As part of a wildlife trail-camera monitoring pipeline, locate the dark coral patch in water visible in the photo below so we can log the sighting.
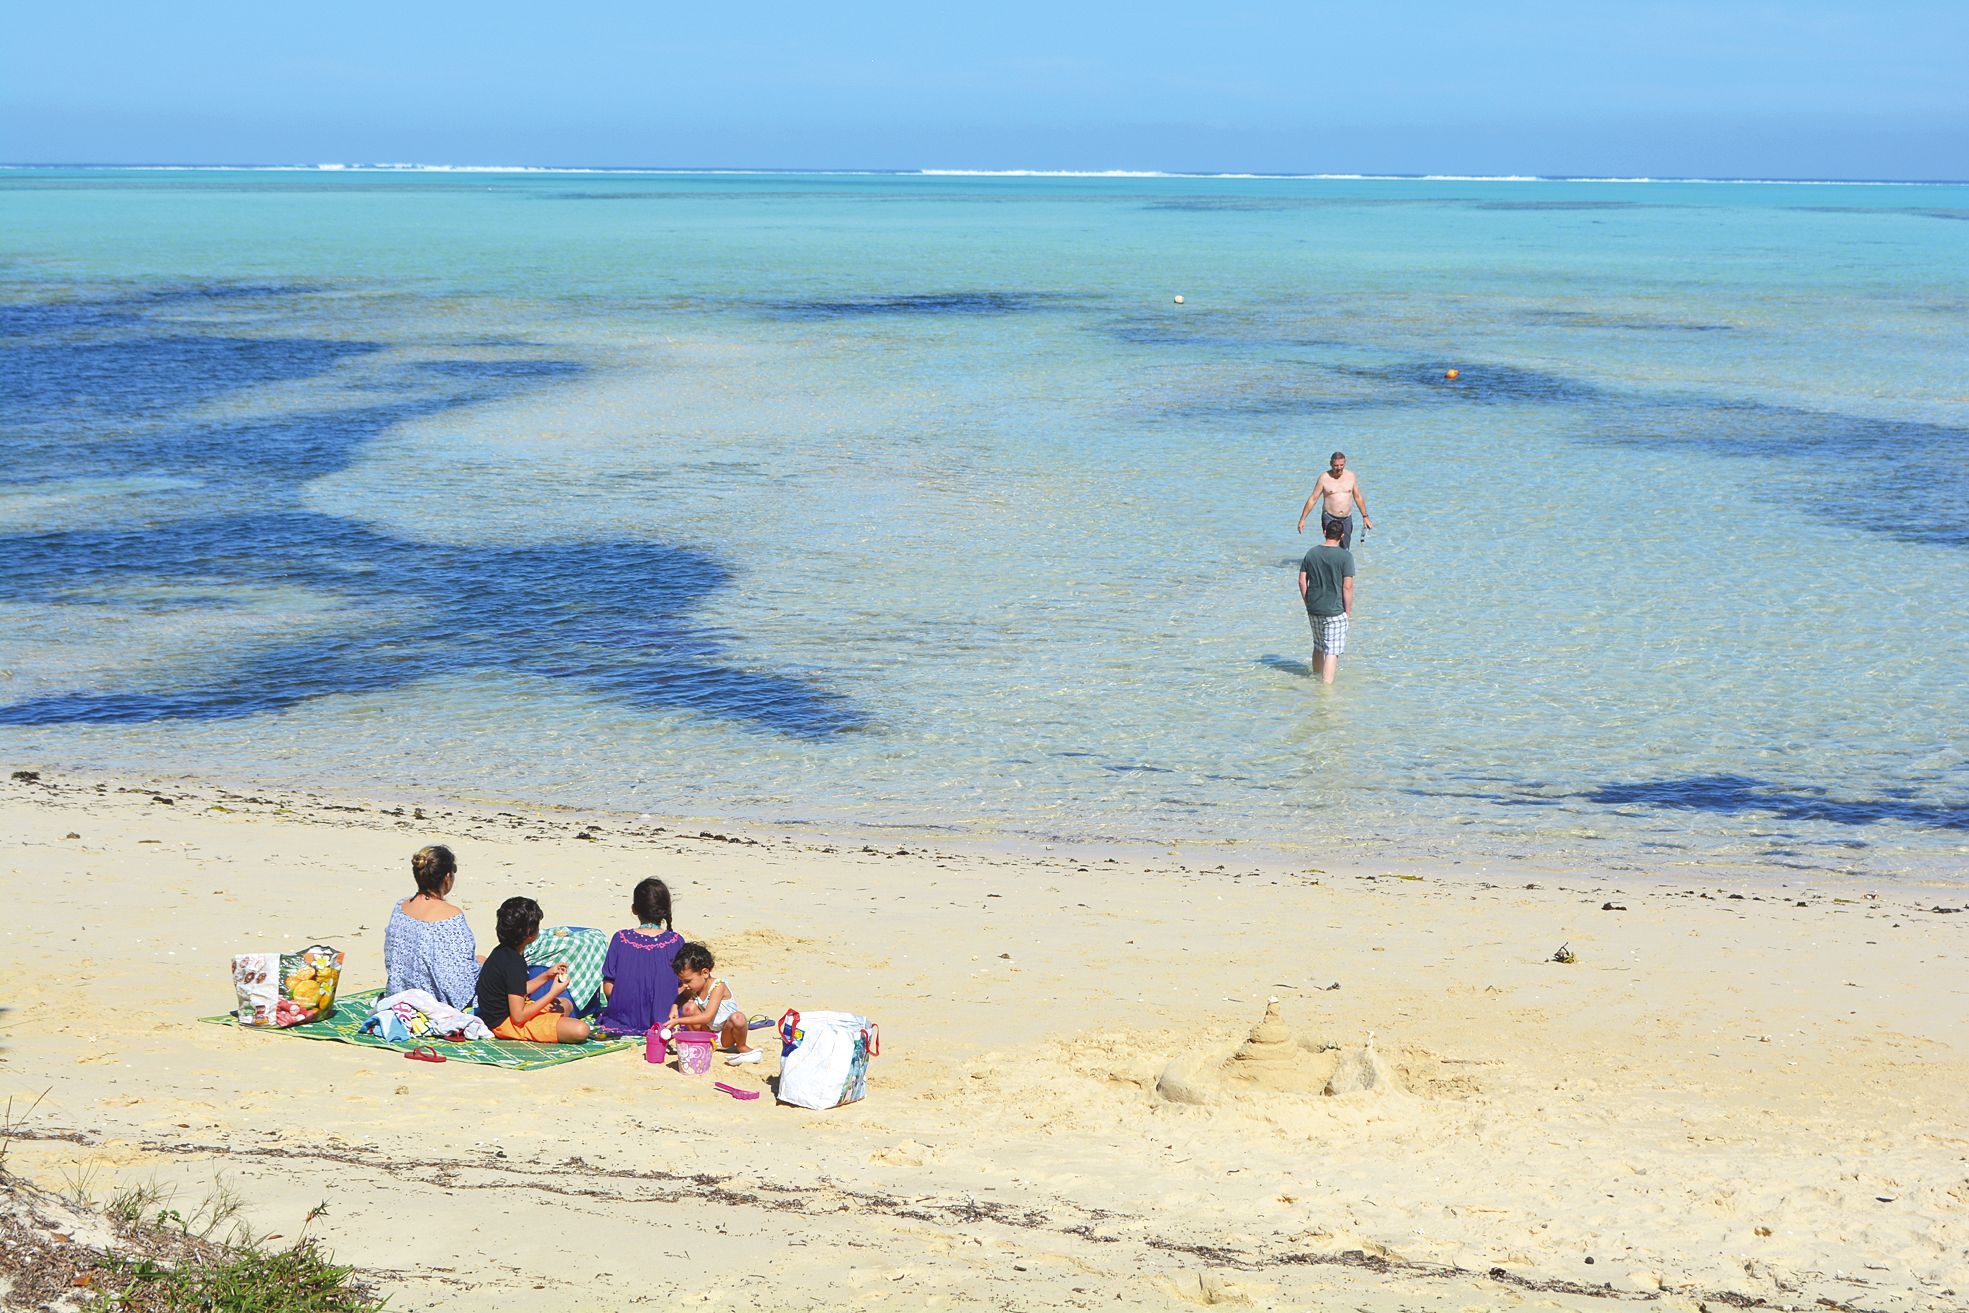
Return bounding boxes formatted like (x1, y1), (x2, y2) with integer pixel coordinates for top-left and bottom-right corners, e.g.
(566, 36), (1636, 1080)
(4, 334), (386, 428)
(768, 291), (1055, 319)
(1577, 775), (1969, 831)
(0, 284), (864, 737)
(1597, 401), (1969, 548)
(1336, 360), (1610, 405)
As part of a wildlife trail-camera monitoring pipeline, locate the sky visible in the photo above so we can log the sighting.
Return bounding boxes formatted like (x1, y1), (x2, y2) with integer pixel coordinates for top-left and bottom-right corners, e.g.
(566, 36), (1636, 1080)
(2, 1), (1964, 179)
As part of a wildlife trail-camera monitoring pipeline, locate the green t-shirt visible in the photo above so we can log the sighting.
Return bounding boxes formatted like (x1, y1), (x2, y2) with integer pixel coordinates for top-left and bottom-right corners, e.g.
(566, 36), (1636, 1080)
(1299, 545), (1355, 617)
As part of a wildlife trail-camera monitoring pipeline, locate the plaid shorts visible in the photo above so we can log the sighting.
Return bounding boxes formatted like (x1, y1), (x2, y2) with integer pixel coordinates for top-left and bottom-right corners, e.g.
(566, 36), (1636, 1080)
(1308, 612), (1348, 656)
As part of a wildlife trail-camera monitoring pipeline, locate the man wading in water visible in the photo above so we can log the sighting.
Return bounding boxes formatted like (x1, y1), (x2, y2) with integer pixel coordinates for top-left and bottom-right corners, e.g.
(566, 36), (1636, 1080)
(1296, 451), (1373, 549)
(1298, 517), (1356, 684)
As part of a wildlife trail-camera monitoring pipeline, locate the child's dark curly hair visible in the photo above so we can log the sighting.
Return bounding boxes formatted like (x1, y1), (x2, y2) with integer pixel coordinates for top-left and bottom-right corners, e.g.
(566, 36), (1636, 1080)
(496, 896), (543, 949)
(673, 941), (714, 974)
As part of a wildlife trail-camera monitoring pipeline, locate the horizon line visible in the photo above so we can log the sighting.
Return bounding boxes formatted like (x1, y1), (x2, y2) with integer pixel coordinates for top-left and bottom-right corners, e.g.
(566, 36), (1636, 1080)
(1, 162), (1964, 187)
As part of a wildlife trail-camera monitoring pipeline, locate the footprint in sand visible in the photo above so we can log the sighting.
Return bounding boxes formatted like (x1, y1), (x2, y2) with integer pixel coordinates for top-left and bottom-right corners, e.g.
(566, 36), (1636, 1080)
(1148, 1268), (1277, 1307)
(870, 1141), (932, 1168)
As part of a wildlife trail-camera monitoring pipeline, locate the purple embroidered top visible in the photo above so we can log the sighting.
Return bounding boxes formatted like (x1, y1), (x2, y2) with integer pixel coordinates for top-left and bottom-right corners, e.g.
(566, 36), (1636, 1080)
(595, 927), (684, 1034)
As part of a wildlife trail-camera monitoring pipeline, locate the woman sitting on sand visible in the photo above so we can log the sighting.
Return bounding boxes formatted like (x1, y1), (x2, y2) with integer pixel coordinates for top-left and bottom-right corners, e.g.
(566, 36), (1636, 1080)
(382, 844), (481, 1010)
(595, 877), (685, 1035)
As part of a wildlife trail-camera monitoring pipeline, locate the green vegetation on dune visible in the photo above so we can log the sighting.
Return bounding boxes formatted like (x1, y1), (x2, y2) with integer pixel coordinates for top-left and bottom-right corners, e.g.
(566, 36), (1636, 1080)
(0, 1159), (383, 1313)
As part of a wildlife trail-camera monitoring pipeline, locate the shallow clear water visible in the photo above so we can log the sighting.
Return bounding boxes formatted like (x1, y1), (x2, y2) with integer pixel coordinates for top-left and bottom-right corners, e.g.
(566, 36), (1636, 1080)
(3, 169), (1966, 877)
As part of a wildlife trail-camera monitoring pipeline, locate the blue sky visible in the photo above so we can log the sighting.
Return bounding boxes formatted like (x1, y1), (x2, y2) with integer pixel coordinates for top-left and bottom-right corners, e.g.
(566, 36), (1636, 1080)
(2, 2), (1963, 178)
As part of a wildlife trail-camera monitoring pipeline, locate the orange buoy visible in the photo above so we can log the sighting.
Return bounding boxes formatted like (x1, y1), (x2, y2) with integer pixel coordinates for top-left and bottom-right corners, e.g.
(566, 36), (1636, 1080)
(1444, 368), (1460, 380)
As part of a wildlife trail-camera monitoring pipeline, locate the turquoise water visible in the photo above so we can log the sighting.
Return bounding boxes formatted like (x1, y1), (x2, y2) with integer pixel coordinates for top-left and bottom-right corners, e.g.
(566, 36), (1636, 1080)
(3, 169), (1966, 877)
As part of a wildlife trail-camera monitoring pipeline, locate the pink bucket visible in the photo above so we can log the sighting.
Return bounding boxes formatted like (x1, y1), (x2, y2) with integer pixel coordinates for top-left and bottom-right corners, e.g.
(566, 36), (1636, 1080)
(673, 1029), (716, 1076)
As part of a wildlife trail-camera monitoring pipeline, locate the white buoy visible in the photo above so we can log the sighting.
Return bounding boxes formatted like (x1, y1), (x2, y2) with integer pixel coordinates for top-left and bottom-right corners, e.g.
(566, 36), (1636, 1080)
(1173, 294), (1185, 305)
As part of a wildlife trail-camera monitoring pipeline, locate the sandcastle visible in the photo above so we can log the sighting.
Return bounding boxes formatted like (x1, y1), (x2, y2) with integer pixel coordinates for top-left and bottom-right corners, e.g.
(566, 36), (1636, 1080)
(1155, 1000), (1405, 1106)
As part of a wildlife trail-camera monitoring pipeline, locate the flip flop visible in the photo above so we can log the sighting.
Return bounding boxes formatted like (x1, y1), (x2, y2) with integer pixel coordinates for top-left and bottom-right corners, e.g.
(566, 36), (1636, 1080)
(747, 1017), (774, 1030)
(405, 1044), (447, 1064)
(713, 1082), (760, 1100)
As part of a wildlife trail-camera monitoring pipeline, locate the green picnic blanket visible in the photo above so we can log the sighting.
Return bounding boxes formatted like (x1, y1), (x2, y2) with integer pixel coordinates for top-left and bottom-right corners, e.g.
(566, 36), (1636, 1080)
(200, 988), (639, 1071)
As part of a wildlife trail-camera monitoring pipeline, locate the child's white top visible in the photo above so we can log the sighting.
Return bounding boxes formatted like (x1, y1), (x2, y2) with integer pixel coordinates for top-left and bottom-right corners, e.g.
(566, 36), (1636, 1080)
(692, 978), (739, 1028)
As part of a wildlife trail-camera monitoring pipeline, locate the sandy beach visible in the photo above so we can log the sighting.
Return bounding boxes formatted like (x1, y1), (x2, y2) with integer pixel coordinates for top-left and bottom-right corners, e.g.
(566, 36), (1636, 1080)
(1, 769), (1963, 1311)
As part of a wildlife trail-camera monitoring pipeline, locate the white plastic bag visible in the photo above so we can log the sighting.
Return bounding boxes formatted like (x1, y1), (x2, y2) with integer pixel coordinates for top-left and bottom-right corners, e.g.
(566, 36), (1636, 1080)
(775, 1010), (879, 1110)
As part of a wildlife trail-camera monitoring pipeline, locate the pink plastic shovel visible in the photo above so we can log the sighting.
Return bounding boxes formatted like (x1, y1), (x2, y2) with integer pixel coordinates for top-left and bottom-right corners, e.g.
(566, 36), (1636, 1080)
(713, 1082), (760, 1101)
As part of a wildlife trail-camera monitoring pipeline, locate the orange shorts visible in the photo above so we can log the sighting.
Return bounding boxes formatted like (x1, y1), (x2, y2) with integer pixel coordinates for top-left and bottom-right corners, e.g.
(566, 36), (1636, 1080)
(492, 1010), (562, 1043)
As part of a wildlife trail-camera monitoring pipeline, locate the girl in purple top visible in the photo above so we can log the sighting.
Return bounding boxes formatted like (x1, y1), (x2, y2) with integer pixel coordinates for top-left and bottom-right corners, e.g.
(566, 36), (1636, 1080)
(595, 877), (684, 1035)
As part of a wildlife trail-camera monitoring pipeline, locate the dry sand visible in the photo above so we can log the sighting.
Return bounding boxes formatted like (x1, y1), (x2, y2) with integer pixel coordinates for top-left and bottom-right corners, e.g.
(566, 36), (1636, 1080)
(1, 769), (1964, 1311)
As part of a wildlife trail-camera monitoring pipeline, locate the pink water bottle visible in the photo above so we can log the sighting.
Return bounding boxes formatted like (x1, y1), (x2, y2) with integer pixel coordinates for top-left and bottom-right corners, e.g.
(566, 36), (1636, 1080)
(645, 1024), (669, 1065)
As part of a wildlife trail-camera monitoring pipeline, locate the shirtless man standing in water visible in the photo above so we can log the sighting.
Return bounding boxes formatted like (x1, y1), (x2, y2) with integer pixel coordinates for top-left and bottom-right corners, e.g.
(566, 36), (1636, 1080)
(1295, 451), (1373, 549)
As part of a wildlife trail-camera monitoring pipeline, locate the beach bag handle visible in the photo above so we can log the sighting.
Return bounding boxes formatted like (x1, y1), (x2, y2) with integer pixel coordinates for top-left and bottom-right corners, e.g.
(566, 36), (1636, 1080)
(777, 1009), (877, 1057)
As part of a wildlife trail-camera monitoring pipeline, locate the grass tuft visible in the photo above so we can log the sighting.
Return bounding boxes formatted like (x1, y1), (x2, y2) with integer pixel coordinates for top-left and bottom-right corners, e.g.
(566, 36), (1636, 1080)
(0, 1088), (49, 1170)
(95, 1234), (384, 1313)
(3, 1165), (383, 1313)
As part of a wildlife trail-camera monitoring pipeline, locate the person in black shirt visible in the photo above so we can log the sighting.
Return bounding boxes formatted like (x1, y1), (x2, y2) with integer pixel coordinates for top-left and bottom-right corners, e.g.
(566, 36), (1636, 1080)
(477, 896), (590, 1044)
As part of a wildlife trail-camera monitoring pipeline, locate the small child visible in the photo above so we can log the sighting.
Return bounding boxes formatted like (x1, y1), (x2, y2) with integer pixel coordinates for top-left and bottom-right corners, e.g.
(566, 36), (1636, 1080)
(670, 942), (759, 1065)
(477, 896), (591, 1044)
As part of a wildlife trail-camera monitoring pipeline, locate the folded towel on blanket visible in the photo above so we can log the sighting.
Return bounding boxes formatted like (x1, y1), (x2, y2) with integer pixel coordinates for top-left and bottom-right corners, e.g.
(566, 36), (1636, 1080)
(362, 988), (493, 1042)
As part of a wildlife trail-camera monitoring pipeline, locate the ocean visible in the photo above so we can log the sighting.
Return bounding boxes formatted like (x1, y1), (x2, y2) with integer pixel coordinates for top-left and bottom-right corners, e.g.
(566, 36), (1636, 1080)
(3, 168), (1965, 878)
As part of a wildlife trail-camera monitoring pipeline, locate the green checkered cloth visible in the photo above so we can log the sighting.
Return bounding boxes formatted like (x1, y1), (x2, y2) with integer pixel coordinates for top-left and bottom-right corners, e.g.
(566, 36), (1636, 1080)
(199, 987), (639, 1071)
(524, 926), (610, 1014)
